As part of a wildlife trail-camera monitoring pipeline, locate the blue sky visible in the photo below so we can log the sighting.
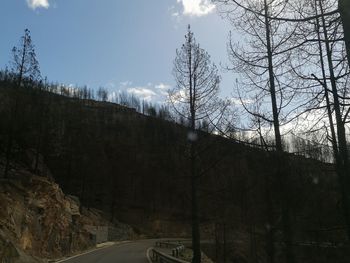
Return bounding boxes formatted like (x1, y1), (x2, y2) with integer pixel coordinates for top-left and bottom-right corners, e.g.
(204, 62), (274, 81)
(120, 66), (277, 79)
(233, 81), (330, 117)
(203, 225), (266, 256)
(0, 0), (235, 103)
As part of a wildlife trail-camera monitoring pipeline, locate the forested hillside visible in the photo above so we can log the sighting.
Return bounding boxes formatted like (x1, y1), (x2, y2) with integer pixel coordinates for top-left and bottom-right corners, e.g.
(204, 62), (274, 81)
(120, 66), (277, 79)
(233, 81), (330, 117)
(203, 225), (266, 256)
(0, 76), (348, 262)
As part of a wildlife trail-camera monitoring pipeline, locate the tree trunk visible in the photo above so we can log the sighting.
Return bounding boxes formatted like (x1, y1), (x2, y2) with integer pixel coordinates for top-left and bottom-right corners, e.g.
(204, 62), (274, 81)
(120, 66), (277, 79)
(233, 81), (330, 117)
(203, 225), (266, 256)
(339, 0), (350, 66)
(314, 0), (338, 158)
(263, 1), (295, 262)
(223, 223), (227, 263)
(319, 0), (350, 241)
(191, 139), (201, 263)
(265, 172), (275, 263)
(338, 0), (350, 241)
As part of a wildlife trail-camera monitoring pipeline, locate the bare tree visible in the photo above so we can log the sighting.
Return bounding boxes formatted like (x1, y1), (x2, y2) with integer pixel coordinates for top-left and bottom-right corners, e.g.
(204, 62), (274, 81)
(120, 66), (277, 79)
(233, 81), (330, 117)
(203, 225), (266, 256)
(217, 0), (350, 253)
(169, 25), (220, 263)
(298, 0), (350, 240)
(97, 87), (109, 102)
(217, 0), (350, 65)
(3, 29), (41, 178)
(215, 0), (304, 262)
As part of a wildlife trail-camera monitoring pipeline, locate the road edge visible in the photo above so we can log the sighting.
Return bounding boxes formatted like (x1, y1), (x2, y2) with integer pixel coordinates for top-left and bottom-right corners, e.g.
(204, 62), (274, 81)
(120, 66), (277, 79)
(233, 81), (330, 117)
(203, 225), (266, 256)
(54, 241), (130, 262)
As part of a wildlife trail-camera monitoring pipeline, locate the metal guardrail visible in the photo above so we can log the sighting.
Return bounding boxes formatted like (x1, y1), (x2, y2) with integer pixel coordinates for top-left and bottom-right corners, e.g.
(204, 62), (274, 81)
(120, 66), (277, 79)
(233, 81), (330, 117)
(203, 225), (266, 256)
(151, 248), (189, 263)
(151, 241), (189, 263)
(171, 245), (185, 258)
(155, 241), (181, 248)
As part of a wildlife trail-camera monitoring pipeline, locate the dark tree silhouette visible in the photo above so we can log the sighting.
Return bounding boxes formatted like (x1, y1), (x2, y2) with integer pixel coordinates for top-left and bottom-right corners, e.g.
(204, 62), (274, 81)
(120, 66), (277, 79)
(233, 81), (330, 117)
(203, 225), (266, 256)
(3, 29), (41, 178)
(281, 0), (350, 241)
(97, 87), (109, 102)
(339, 0), (350, 65)
(169, 25), (220, 263)
(217, 0), (299, 261)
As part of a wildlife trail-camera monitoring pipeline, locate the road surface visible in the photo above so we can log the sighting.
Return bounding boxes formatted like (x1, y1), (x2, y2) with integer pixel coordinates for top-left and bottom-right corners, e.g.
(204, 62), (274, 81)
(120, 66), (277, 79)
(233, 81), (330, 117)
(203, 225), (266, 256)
(58, 240), (154, 263)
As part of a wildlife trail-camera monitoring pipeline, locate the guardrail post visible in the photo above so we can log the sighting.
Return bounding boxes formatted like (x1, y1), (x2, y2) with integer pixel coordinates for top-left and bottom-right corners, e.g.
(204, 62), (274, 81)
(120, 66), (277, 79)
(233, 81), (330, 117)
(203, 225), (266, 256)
(152, 241), (189, 262)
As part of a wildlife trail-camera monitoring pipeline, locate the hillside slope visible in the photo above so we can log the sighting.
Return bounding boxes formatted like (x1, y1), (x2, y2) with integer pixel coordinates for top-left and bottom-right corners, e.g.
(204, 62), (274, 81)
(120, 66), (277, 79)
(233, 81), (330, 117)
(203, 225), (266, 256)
(0, 80), (349, 262)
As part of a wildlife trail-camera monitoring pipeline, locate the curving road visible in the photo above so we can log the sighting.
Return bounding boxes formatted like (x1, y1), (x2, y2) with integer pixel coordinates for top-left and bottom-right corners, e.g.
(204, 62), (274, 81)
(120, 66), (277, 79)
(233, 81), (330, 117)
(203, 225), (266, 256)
(57, 240), (155, 263)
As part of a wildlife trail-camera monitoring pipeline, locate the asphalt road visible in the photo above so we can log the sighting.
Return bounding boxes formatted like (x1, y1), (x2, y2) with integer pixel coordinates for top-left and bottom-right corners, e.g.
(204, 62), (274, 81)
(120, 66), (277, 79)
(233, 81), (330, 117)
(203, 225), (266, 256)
(58, 240), (155, 263)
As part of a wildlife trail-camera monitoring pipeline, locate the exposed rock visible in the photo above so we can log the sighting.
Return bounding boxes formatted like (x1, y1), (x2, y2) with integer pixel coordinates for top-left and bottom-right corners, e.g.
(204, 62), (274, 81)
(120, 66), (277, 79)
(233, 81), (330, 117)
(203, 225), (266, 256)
(0, 168), (109, 262)
(66, 195), (80, 216)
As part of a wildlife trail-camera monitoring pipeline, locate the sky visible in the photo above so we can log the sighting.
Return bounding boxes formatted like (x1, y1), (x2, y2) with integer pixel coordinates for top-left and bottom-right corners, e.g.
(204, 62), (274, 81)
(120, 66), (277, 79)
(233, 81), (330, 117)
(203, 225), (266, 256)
(0, 0), (236, 104)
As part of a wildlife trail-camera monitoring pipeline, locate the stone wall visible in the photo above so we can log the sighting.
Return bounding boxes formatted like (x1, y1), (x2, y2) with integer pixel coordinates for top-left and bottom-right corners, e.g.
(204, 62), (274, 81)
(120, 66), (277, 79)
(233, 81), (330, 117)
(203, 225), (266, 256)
(84, 223), (134, 244)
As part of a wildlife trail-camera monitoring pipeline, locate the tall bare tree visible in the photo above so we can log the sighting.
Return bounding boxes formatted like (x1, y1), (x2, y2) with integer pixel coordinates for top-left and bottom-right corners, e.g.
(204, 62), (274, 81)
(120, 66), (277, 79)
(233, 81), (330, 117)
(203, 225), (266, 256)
(169, 25), (220, 263)
(215, 0), (304, 262)
(290, 0), (350, 240)
(3, 29), (41, 178)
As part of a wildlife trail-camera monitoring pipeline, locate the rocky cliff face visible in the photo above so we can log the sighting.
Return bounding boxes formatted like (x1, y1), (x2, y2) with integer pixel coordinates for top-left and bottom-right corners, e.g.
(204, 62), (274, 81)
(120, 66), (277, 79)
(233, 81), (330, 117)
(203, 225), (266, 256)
(0, 165), (123, 262)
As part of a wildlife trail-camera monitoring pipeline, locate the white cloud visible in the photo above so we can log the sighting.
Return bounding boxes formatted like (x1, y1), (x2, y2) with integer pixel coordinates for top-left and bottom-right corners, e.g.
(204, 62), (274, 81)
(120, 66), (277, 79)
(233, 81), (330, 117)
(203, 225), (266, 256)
(177, 0), (215, 17)
(169, 5), (183, 26)
(26, 0), (50, 10)
(106, 81), (171, 103)
(120, 81), (133, 87)
(127, 87), (157, 102)
(155, 83), (171, 90)
(172, 11), (180, 18)
(230, 97), (254, 106)
(155, 83), (171, 96)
